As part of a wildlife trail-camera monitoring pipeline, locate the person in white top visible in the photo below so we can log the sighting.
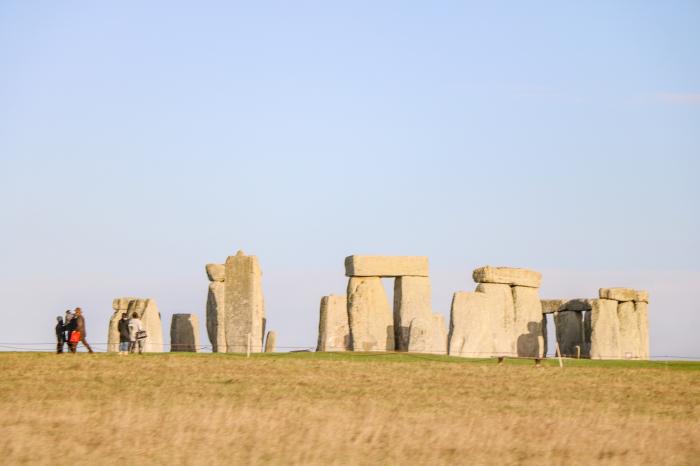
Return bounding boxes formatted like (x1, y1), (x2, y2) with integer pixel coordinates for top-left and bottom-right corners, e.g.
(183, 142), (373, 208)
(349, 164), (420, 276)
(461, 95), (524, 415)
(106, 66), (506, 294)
(128, 312), (145, 354)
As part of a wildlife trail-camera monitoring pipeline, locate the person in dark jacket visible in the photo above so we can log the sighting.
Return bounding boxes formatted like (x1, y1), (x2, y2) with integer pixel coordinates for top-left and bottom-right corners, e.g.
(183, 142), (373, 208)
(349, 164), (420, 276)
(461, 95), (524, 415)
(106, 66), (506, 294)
(65, 310), (77, 353)
(117, 313), (130, 355)
(55, 316), (66, 354)
(72, 308), (94, 353)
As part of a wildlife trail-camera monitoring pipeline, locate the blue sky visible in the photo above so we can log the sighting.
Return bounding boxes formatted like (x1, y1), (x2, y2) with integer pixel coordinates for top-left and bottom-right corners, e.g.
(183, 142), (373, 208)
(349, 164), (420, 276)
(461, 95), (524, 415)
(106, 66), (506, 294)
(1, 1), (698, 356)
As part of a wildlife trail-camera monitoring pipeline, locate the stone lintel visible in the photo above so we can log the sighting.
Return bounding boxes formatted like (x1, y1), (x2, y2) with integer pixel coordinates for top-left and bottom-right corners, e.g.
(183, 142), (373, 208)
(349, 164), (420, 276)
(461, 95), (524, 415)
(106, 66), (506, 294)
(472, 266), (542, 288)
(345, 255), (429, 277)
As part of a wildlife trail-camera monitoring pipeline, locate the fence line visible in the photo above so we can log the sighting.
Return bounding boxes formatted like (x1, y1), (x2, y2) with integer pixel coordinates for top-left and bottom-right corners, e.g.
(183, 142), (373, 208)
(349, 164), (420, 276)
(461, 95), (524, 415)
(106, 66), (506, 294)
(0, 342), (698, 361)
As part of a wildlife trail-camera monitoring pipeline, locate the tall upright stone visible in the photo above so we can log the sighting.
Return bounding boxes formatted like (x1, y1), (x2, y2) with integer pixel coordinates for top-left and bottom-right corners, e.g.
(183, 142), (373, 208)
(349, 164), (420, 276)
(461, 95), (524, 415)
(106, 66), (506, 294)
(448, 291), (496, 357)
(224, 250), (265, 353)
(205, 263), (227, 353)
(170, 314), (200, 352)
(512, 286), (544, 357)
(554, 311), (583, 357)
(264, 330), (277, 353)
(347, 277), (394, 352)
(316, 295), (350, 352)
(407, 317), (430, 353)
(635, 301), (650, 359)
(393, 276), (433, 351)
(589, 298), (622, 359)
(431, 314), (448, 355)
(108, 297), (163, 353)
(475, 283), (516, 355)
(618, 301), (641, 358)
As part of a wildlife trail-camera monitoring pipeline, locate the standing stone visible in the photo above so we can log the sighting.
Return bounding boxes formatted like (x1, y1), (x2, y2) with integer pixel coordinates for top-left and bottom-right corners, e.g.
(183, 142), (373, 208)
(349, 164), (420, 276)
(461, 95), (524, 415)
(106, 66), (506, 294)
(393, 276), (433, 351)
(431, 314), (448, 355)
(347, 277), (394, 352)
(170, 314), (200, 352)
(589, 298), (622, 359)
(554, 311), (583, 357)
(512, 286), (544, 357)
(473, 266), (542, 288)
(108, 297), (135, 352)
(206, 281), (226, 353)
(224, 250), (265, 353)
(316, 295), (350, 352)
(264, 330), (277, 353)
(475, 283), (516, 355)
(618, 301), (641, 359)
(582, 310), (592, 358)
(136, 299), (164, 353)
(448, 291), (496, 357)
(345, 255), (429, 277)
(407, 317), (430, 353)
(635, 301), (650, 359)
(109, 298), (163, 353)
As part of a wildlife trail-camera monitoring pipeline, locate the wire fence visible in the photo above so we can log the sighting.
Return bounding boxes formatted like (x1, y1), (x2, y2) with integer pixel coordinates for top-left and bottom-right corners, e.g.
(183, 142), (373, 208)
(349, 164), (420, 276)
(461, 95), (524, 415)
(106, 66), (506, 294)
(1, 342), (698, 362)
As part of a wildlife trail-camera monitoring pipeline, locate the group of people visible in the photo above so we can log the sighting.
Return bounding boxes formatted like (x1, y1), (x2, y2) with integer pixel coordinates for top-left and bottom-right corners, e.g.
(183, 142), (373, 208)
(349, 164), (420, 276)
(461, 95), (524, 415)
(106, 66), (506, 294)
(55, 308), (93, 353)
(54, 309), (147, 354)
(117, 312), (147, 355)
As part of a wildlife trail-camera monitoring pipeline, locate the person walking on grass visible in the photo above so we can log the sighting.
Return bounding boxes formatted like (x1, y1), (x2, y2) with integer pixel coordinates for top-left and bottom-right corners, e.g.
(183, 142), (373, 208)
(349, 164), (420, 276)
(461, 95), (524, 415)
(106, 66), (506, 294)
(55, 316), (66, 354)
(128, 312), (145, 354)
(65, 310), (77, 352)
(118, 313), (130, 355)
(72, 308), (94, 353)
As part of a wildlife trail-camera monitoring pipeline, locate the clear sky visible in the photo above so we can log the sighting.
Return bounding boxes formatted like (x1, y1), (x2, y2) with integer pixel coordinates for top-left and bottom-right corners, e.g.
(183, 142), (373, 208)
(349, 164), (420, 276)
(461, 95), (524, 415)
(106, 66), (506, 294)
(1, 1), (698, 356)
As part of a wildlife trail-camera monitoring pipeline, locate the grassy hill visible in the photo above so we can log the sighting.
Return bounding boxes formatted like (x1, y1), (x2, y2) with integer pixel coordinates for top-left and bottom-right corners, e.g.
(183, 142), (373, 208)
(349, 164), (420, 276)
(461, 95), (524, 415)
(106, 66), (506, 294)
(1, 352), (698, 465)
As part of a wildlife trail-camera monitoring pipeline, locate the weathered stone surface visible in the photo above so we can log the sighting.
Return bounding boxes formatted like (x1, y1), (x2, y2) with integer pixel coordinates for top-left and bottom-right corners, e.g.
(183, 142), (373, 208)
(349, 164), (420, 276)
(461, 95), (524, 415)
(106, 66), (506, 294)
(599, 288), (636, 302)
(565, 299), (592, 312)
(635, 290), (649, 303)
(170, 314), (200, 352)
(224, 251), (265, 353)
(473, 266), (542, 288)
(347, 277), (394, 352)
(264, 330), (277, 353)
(542, 314), (548, 356)
(206, 263), (225, 282)
(393, 276), (433, 351)
(344, 255), (429, 277)
(541, 300), (567, 314)
(541, 299), (591, 314)
(635, 301), (650, 359)
(618, 301), (642, 359)
(431, 314), (448, 355)
(206, 282), (226, 353)
(589, 299), (622, 359)
(554, 311), (583, 357)
(316, 295), (350, 352)
(448, 291), (497, 357)
(108, 297), (163, 353)
(407, 317), (430, 353)
(583, 310), (592, 358)
(475, 283), (516, 355)
(512, 286), (544, 357)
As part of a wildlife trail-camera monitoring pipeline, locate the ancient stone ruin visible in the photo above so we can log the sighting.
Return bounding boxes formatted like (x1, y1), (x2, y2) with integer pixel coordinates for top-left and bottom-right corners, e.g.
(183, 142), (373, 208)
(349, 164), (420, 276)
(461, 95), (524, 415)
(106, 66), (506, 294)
(107, 297), (164, 353)
(205, 250), (266, 353)
(316, 259), (650, 361)
(316, 295), (350, 351)
(540, 289), (649, 360)
(449, 267), (544, 358)
(317, 255), (447, 353)
(170, 314), (200, 352)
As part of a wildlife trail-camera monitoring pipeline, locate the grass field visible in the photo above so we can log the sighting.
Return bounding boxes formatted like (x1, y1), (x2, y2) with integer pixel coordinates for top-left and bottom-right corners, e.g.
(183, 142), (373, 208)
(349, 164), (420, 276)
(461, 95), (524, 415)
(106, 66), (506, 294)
(1, 352), (699, 465)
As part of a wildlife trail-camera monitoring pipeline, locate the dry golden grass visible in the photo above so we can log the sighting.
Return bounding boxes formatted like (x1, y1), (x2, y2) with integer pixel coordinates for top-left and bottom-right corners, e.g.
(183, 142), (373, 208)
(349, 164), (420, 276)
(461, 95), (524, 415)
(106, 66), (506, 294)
(1, 352), (699, 465)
